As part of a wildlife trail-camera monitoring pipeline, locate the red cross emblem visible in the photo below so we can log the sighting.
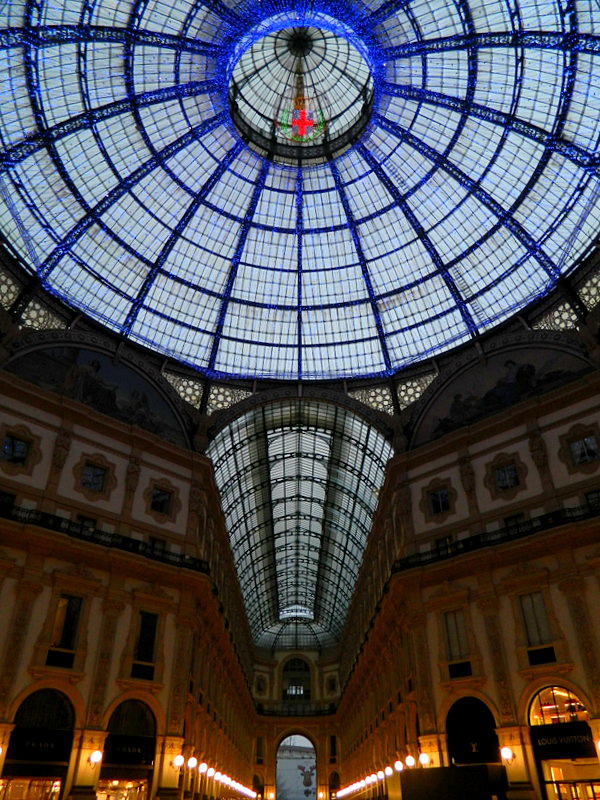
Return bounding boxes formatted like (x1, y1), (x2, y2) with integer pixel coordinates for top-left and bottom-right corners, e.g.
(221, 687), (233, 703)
(292, 109), (314, 138)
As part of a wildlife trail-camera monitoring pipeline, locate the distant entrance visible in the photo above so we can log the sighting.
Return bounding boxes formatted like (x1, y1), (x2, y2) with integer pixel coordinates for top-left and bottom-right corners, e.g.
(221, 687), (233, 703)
(276, 735), (316, 800)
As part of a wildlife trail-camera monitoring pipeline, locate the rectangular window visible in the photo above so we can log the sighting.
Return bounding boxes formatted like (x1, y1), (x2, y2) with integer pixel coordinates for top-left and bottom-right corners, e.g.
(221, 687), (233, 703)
(81, 462), (106, 492)
(2, 435), (30, 465)
(519, 592), (552, 646)
(131, 611), (158, 680)
(585, 490), (600, 509)
(504, 513), (525, 531)
(149, 536), (167, 555)
(429, 488), (450, 515)
(495, 462), (519, 491)
(151, 488), (172, 515)
(444, 609), (469, 661)
(570, 436), (599, 465)
(46, 594), (82, 668)
(76, 514), (96, 531)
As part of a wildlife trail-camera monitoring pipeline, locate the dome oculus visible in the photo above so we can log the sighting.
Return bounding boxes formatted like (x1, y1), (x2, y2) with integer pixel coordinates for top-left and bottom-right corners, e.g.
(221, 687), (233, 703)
(228, 23), (374, 164)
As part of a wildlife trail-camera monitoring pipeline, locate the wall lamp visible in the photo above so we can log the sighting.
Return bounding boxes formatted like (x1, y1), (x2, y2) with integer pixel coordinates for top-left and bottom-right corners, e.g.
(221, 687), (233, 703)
(188, 757), (198, 770)
(500, 747), (515, 765)
(404, 755), (416, 768)
(172, 755), (185, 769)
(88, 751), (103, 767)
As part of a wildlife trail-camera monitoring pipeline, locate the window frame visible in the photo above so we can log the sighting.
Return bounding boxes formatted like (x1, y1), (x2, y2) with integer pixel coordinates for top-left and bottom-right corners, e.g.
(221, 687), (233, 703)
(143, 478), (180, 523)
(559, 423), (600, 475)
(0, 424), (41, 477)
(484, 451), (528, 501)
(420, 478), (457, 524)
(73, 452), (117, 502)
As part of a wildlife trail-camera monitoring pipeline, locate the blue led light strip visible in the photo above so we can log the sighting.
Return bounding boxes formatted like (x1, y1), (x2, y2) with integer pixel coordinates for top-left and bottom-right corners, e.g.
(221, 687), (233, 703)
(206, 158), (271, 372)
(120, 140), (245, 336)
(0, 80), (220, 170)
(381, 30), (600, 58)
(380, 82), (600, 175)
(329, 159), (393, 373)
(296, 167), (304, 379)
(369, 0), (413, 26)
(358, 142), (479, 336)
(37, 111), (227, 281)
(0, 24), (223, 54)
(372, 114), (561, 281)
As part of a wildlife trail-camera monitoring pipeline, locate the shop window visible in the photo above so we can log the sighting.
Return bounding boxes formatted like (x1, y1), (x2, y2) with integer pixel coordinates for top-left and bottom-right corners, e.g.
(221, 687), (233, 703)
(519, 592), (556, 665)
(46, 594), (82, 668)
(444, 609), (472, 679)
(559, 424), (600, 475)
(3, 690), (74, 788)
(529, 686), (589, 726)
(2, 434), (30, 465)
(131, 611), (158, 680)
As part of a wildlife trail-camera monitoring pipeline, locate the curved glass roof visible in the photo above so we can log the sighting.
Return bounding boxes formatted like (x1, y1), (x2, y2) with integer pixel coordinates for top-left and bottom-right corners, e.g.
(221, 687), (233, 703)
(206, 400), (393, 650)
(1, 0), (599, 380)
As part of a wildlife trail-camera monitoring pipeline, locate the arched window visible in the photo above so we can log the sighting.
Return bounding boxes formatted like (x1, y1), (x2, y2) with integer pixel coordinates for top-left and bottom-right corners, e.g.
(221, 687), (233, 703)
(4, 689), (74, 782)
(282, 658), (312, 701)
(103, 700), (156, 768)
(529, 686), (589, 726)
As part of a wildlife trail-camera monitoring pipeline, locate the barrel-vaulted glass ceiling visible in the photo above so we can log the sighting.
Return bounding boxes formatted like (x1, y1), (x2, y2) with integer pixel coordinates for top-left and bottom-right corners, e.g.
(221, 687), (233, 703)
(1, 0), (600, 380)
(207, 400), (393, 650)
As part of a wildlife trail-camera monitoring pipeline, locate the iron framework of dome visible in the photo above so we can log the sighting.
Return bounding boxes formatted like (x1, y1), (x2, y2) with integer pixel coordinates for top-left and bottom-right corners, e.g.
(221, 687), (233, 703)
(0, 0), (600, 381)
(207, 400), (393, 651)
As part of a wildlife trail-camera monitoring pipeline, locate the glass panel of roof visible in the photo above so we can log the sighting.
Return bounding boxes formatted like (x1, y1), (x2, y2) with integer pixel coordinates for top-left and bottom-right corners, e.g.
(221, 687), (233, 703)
(207, 400), (393, 651)
(1, 0), (600, 380)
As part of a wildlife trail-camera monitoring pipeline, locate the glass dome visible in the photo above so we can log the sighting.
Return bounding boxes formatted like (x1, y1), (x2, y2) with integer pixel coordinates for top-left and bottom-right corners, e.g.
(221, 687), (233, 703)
(1, 0), (599, 380)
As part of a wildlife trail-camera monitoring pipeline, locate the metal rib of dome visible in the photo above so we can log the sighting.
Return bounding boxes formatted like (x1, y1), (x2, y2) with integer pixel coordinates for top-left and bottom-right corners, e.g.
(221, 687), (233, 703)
(1, 0), (599, 380)
(206, 400), (393, 651)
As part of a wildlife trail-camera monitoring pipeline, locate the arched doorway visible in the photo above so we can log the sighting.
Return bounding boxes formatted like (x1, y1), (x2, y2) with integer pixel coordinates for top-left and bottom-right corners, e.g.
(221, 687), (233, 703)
(528, 686), (598, 800)
(96, 700), (156, 800)
(2, 689), (74, 800)
(446, 697), (500, 765)
(276, 736), (316, 800)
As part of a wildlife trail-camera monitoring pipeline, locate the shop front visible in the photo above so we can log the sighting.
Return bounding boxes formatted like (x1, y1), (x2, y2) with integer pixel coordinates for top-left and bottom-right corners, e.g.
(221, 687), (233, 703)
(0, 690), (74, 800)
(529, 686), (600, 800)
